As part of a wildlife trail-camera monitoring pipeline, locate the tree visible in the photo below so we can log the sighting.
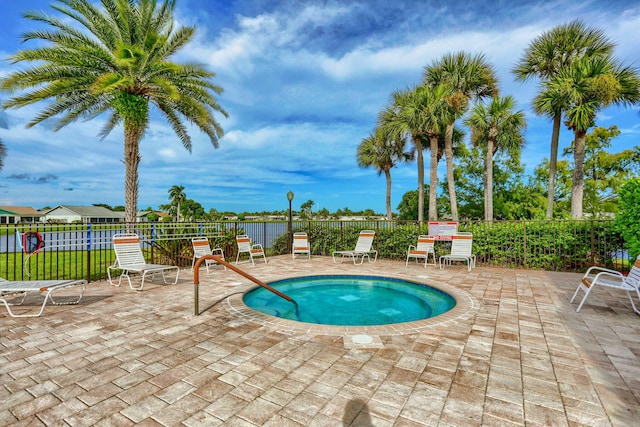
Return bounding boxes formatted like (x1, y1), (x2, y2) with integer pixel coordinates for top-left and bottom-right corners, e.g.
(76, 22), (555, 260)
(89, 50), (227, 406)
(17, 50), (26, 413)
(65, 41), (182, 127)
(538, 55), (640, 217)
(299, 200), (315, 219)
(513, 20), (615, 219)
(396, 186), (428, 220)
(357, 127), (411, 220)
(615, 178), (640, 259)
(381, 84), (451, 222)
(181, 198), (204, 220)
(532, 159), (572, 218)
(168, 185), (186, 221)
(0, 0), (228, 225)
(0, 138), (5, 171)
(464, 95), (526, 220)
(424, 52), (498, 221)
(563, 126), (640, 217)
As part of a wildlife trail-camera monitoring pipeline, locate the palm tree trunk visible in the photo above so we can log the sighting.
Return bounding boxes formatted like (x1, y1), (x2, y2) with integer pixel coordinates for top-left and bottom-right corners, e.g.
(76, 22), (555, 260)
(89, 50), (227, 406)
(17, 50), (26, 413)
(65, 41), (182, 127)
(123, 121), (143, 229)
(445, 123), (458, 221)
(484, 138), (494, 221)
(384, 169), (393, 221)
(571, 130), (587, 218)
(428, 135), (439, 221)
(546, 114), (562, 219)
(415, 137), (425, 224)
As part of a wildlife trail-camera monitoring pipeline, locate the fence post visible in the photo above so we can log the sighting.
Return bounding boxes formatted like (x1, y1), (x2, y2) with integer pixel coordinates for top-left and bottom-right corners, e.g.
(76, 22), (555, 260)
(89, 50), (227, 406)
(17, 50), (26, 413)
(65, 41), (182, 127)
(523, 220), (527, 269)
(589, 220), (595, 266)
(86, 223), (92, 282)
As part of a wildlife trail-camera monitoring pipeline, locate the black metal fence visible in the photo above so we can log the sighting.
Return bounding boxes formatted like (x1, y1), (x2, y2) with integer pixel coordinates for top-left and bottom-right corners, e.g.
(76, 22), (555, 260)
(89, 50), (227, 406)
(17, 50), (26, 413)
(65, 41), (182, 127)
(0, 219), (630, 282)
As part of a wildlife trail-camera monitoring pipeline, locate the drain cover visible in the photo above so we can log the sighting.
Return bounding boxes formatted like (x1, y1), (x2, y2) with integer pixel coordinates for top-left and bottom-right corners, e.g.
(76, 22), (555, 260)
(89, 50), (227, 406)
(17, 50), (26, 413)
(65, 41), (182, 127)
(351, 334), (373, 344)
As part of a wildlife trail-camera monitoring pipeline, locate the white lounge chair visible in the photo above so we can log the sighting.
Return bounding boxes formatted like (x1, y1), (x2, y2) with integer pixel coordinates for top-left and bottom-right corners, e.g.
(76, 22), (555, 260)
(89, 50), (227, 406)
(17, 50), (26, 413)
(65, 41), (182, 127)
(332, 230), (378, 265)
(107, 233), (179, 291)
(235, 235), (267, 265)
(191, 237), (226, 272)
(292, 232), (311, 260)
(406, 235), (436, 267)
(1, 277), (88, 317)
(439, 233), (476, 271)
(570, 255), (640, 314)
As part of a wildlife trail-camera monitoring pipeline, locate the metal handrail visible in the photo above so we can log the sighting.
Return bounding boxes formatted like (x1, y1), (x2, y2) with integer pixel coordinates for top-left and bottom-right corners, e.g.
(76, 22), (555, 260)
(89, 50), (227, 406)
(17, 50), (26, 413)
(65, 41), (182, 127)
(192, 255), (297, 315)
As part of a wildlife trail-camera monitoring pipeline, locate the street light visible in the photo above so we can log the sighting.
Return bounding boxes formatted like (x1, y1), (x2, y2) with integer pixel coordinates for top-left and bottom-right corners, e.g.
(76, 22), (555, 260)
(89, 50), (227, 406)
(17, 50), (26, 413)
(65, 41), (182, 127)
(287, 191), (294, 254)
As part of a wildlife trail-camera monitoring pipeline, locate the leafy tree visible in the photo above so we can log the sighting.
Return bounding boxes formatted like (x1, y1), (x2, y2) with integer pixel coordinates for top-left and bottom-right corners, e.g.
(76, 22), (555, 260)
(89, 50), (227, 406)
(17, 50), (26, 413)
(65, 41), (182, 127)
(465, 95), (526, 220)
(451, 145), (543, 220)
(540, 55), (640, 217)
(424, 52), (498, 221)
(317, 207), (330, 218)
(615, 178), (640, 259)
(299, 200), (315, 219)
(181, 198), (204, 220)
(563, 126), (640, 217)
(531, 159), (572, 218)
(357, 127), (412, 220)
(145, 212), (160, 222)
(513, 20), (616, 219)
(396, 186), (429, 220)
(447, 145), (483, 219)
(0, 0), (227, 226)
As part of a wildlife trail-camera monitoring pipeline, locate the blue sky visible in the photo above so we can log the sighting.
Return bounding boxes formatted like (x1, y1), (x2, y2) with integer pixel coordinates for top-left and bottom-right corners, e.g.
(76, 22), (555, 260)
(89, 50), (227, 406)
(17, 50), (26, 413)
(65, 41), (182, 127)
(0, 0), (639, 214)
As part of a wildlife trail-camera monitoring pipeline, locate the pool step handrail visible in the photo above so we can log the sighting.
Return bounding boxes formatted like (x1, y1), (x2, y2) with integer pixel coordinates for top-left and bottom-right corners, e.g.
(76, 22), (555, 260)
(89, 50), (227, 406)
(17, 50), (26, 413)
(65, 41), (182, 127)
(193, 254), (297, 315)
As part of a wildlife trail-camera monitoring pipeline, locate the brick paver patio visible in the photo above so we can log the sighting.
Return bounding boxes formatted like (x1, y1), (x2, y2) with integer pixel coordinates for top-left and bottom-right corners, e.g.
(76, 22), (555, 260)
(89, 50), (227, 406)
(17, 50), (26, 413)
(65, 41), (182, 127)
(1, 256), (639, 426)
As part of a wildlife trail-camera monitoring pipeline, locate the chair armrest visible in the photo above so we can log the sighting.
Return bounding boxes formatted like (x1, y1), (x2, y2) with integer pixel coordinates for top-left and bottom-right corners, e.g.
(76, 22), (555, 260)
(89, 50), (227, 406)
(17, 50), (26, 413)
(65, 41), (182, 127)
(252, 243), (264, 250)
(583, 266), (622, 278)
(591, 270), (625, 283)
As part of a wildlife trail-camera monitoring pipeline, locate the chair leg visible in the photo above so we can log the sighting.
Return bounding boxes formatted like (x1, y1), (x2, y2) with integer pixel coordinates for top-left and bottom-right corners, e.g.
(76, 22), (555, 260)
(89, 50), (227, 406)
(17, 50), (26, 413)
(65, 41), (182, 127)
(574, 285), (592, 312)
(627, 289), (640, 315)
(569, 285), (582, 304)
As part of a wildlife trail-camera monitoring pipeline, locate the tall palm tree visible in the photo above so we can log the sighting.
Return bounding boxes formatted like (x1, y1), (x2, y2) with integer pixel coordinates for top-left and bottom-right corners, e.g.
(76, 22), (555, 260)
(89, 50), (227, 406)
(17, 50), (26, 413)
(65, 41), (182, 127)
(1, 0), (228, 225)
(424, 52), (498, 221)
(465, 96), (526, 221)
(168, 184), (186, 221)
(381, 84), (451, 222)
(512, 20), (615, 219)
(357, 127), (412, 221)
(536, 55), (640, 218)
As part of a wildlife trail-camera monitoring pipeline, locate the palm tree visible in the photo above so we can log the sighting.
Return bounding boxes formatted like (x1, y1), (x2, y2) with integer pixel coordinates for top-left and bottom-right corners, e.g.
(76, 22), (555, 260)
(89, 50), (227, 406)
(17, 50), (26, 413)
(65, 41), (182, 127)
(380, 84), (451, 222)
(357, 127), (412, 221)
(168, 185), (186, 221)
(0, 138), (5, 171)
(512, 20), (615, 219)
(536, 56), (640, 218)
(465, 96), (526, 221)
(424, 52), (498, 221)
(1, 0), (228, 225)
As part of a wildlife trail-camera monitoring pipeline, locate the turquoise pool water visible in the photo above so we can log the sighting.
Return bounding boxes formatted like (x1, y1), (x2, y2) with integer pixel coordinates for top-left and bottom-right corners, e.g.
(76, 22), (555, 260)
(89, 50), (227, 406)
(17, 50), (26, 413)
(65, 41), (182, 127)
(243, 275), (456, 326)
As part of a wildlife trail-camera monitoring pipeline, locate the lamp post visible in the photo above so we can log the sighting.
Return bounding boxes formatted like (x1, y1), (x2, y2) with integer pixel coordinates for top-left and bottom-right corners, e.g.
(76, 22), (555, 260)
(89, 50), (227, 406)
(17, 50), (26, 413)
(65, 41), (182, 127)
(287, 191), (294, 254)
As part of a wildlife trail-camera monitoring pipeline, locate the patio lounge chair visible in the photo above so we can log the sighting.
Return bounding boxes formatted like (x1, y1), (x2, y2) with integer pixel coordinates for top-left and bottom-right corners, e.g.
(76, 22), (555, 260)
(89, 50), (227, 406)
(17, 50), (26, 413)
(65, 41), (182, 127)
(292, 232), (311, 260)
(191, 237), (226, 273)
(0, 277), (88, 317)
(107, 233), (179, 291)
(332, 230), (378, 265)
(439, 233), (476, 272)
(570, 254), (640, 314)
(406, 235), (436, 267)
(235, 235), (267, 265)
